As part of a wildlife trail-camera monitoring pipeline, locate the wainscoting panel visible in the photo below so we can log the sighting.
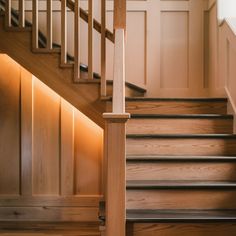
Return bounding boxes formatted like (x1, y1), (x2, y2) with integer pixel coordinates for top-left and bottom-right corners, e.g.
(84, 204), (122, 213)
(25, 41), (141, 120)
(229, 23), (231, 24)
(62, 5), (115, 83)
(0, 55), (103, 224)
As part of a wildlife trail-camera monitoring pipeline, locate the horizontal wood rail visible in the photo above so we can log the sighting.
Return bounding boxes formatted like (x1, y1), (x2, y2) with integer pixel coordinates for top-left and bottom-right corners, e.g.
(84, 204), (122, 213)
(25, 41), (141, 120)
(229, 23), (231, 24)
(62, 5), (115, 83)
(64, 0), (114, 43)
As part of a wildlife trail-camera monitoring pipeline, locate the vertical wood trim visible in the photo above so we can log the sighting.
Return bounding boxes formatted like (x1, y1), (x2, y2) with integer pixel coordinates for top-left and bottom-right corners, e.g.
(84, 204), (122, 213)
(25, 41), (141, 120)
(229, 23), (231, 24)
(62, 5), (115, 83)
(19, 0), (25, 28)
(60, 99), (74, 196)
(32, 0), (39, 49)
(113, 29), (125, 114)
(101, 0), (106, 96)
(20, 68), (33, 196)
(5, 0), (11, 28)
(61, 0), (67, 65)
(88, 0), (94, 79)
(47, 0), (53, 50)
(74, 0), (80, 82)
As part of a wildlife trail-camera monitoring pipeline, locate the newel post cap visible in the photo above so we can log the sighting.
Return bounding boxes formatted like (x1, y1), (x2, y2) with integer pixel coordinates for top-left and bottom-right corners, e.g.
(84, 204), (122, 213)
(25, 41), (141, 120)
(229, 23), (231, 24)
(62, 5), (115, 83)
(103, 113), (130, 123)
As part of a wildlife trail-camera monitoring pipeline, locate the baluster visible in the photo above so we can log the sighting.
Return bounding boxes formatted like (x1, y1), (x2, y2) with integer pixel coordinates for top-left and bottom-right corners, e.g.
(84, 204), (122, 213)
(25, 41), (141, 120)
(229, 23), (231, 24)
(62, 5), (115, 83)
(74, 0), (80, 81)
(61, 0), (67, 64)
(32, 0), (38, 49)
(5, 0), (11, 27)
(88, 0), (93, 79)
(47, 0), (52, 49)
(101, 0), (106, 96)
(19, 0), (25, 27)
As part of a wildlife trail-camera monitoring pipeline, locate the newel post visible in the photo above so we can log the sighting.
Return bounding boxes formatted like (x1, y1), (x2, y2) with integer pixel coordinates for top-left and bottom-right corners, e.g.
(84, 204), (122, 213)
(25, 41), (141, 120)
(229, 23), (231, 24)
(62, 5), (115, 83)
(103, 1), (128, 235)
(103, 113), (130, 236)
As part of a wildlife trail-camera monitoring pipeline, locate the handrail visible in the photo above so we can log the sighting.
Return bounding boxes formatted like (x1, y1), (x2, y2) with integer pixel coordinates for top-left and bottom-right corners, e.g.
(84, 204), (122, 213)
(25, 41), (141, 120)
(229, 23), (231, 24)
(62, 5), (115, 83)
(63, 0), (114, 43)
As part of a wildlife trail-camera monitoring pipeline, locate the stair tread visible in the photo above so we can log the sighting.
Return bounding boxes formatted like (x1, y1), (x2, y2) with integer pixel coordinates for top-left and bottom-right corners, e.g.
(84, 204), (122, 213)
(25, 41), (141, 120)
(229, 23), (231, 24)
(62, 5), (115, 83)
(127, 180), (236, 189)
(126, 209), (236, 222)
(126, 97), (228, 102)
(127, 134), (236, 139)
(126, 155), (236, 161)
(130, 114), (233, 119)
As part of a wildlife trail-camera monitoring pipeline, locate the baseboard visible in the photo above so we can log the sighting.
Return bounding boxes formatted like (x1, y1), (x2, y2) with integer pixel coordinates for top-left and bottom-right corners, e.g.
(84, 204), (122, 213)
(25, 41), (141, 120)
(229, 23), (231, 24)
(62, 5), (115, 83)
(225, 87), (236, 133)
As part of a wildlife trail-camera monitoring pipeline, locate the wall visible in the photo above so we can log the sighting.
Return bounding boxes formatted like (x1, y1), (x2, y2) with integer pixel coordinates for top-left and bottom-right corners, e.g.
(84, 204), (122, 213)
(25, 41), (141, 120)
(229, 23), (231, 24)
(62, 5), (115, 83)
(218, 19), (236, 132)
(11, 0), (225, 98)
(0, 54), (103, 226)
(218, 0), (236, 22)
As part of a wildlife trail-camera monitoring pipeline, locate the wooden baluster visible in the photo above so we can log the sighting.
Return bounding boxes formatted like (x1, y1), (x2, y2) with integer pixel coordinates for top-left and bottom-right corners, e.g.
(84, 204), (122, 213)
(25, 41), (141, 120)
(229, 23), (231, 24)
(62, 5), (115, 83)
(74, 0), (80, 81)
(32, 0), (38, 49)
(19, 0), (25, 28)
(5, 0), (11, 28)
(61, 0), (67, 64)
(101, 0), (106, 96)
(47, 0), (53, 49)
(88, 0), (93, 79)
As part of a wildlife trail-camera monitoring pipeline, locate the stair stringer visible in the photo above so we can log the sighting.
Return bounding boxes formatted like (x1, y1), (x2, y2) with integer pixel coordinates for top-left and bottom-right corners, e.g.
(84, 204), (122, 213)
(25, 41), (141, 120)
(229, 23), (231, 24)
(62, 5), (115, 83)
(0, 17), (106, 127)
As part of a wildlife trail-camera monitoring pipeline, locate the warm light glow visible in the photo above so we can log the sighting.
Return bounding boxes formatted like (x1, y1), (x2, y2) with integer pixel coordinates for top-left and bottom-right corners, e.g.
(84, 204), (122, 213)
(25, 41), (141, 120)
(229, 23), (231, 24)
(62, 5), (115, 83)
(0, 53), (103, 135)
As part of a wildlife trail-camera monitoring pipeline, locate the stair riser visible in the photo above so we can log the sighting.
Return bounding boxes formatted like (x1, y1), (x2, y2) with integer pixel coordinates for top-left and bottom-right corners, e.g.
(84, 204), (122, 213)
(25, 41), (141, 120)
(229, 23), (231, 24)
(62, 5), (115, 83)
(125, 101), (227, 114)
(126, 162), (236, 181)
(127, 138), (236, 156)
(127, 190), (236, 210)
(127, 118), (233, 134)
(127, 223), (236, 236)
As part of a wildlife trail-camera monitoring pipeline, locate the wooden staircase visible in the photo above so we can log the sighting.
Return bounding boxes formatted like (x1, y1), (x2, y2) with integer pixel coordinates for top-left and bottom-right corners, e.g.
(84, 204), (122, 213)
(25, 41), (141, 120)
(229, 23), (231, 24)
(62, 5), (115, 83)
(0, 0), (145, 127)
(123, 97), (236, 235)
(1, 0), (236, 235)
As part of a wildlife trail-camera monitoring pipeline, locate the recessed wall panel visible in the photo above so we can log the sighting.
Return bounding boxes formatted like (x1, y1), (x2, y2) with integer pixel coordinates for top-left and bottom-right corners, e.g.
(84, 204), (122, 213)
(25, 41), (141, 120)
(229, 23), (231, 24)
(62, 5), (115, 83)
(160, 11), (189, 89)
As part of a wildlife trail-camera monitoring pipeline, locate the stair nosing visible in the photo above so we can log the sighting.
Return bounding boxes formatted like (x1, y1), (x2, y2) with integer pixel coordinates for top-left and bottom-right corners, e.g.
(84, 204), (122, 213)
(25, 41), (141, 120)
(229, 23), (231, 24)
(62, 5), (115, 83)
(126, 180), (236, 190)
(126, 155), (236, 162)
(101, 97), (228, 102)
(130, 114), (233, 119)
(126, 210), (236, 223)
(127, 134), (236, 139)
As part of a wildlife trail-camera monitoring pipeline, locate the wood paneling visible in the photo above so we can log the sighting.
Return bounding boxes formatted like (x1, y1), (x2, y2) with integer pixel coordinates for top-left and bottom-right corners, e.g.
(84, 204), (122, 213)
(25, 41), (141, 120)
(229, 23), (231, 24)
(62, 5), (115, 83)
(0, 54), (103, 224)
(33, 78), (60, 195)
(0, 55), (20, 195)
(160, 11), (189, 89)
(74, 110), (103, 195)
(21, 68), (33, 196)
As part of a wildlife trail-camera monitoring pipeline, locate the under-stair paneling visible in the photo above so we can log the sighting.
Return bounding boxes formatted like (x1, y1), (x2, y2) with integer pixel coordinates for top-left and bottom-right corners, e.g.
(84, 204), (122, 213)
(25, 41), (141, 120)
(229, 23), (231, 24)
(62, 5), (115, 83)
(0, 55), (103, 224)
(0, 55), (20, 195)
(33, 79), (61, 195)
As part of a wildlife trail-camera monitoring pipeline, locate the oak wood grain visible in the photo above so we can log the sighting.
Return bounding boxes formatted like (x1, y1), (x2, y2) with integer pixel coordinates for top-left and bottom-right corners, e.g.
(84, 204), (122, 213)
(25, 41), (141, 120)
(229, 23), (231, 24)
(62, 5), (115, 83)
(127, 137), (236, 156)
(127, 189), (236, 209)
(125, 101), (227, 114)
(127, 223), (236, 236)
(127, 117), (233, 134)
(127, 161), (236, 181)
